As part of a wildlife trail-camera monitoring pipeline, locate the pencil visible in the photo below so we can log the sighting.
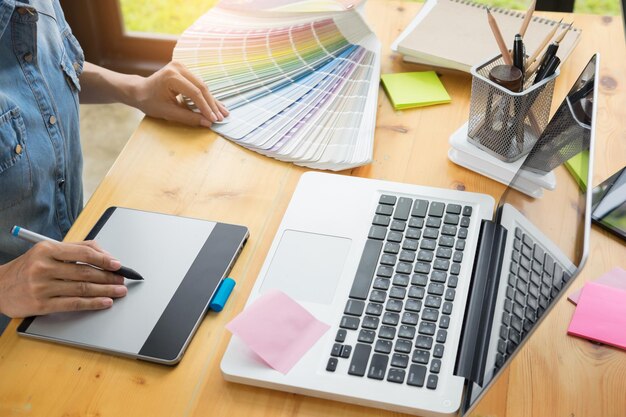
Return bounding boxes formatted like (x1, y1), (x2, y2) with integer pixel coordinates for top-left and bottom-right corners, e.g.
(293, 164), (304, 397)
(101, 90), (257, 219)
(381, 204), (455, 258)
(518, 0), (536, 37)
(525, 18), (563, 69)
(486, 8), (514, 65)
(525, 21), (571, 77)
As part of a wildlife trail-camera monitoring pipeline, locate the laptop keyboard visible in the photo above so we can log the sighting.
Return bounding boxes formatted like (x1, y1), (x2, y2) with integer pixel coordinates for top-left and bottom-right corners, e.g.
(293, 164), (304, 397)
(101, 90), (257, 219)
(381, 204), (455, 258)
(494, 227), (570, 370)
(326, 194), (473, 390)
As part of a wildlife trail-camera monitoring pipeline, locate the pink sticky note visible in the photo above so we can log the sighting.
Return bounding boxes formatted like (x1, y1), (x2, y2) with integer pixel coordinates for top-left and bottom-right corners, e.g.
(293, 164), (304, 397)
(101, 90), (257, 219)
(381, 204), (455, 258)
(567, 282), (626, 351)
(226, 290), (330, 374)
(568, 267), (626, 304)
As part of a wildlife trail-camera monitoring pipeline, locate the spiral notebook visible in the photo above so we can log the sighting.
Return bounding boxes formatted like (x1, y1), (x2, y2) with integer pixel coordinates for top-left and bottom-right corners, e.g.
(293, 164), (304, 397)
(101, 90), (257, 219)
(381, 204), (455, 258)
(392, 0), (581, 72)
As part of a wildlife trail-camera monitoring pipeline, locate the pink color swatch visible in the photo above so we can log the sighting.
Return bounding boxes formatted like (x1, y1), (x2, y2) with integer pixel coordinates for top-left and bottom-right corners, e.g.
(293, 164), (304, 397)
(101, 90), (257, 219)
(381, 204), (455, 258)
(567, 282), (626, 351)
(226, 290), (330, 374)
(568, 267), (626, 304)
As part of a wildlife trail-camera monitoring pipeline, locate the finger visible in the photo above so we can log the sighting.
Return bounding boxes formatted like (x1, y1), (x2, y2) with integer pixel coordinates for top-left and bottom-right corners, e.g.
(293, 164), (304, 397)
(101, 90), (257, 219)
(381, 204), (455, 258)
(51, 280), (127, 299)
(50, 243), (121, 272)
(52, 262), (125, 285)
(173, 63), (224, 120)
(216, 100), (229, 117)
(163, 104), (213, 127)
(76, 240), (112, 257)
(169, 76), (217, 123)
(41, 297), (114, 315)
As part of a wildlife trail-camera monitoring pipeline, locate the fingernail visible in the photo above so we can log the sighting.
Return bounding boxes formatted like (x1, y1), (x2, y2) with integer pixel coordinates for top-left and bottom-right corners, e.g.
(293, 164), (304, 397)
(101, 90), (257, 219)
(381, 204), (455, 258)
(216, 111), (224, 121)
(110, 259), (121, 270)
(200, 118), (212, 128)
(102, 298), (113, 308)
(114, 286), (127, 296)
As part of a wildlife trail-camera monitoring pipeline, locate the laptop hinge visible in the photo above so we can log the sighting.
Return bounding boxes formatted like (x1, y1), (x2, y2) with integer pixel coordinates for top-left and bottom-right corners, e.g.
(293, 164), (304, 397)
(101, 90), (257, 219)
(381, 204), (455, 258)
(454, 219), (507, 386)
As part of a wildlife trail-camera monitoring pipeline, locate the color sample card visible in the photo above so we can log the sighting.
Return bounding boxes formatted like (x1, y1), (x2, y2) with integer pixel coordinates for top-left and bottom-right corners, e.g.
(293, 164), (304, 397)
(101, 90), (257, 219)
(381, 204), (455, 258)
(173, 4), (381, 170)
(226, 290), (330, 374)
(567, 282), (626, 351)
(380, 71), (451, 110)
(568, 267), (626, 304)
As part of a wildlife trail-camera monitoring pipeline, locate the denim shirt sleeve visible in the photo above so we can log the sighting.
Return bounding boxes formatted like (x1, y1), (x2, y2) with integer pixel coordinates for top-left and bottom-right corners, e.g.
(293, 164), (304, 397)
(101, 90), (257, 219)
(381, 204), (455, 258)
(0, 0), (85, 264)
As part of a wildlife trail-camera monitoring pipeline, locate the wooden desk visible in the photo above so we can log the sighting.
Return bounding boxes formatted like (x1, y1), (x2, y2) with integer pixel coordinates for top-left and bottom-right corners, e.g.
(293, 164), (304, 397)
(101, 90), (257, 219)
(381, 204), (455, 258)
(1, 1), (625, 416)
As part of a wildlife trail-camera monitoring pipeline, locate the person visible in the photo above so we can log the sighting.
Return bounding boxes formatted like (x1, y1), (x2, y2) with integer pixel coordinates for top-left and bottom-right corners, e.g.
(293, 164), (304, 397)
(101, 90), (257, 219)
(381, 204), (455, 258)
(0, 0), (228, 323)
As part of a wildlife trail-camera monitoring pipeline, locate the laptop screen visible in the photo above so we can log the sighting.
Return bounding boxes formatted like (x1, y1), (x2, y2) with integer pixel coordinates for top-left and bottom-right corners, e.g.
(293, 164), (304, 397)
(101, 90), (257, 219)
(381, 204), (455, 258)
(464, 54), (598, 414)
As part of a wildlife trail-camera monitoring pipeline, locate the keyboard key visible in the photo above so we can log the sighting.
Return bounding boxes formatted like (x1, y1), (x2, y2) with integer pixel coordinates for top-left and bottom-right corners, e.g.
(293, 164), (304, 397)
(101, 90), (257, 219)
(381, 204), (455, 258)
(433, 344), (445, 358)
(423, 228), (439, 239)
(406, 228), (421, 239)
(418, 322), (436, 336)
(430, 359), (442, 374)
(431, 270), (447, 283)
(445, 288), (456, 301)
(375, 339), (393, 354)
(358, 329), (376, 343)
(369, 290), (387, 303)
(395, 339), (413, 354)
(446, 204), (462, 214)
(442, 301), (453, 315)
(439, 315), (450, 329)
(403, 239), (419, 251)
(422, 308), (439, 322)
(411, 200), (429, 218)
(428, 202), (445, 217)
(390, 220), (406, 232)
(436, 247), (452, 259)
(396, 262), (412, 275)
(387, 368), (406, 383)
(426, 217), (442, 228)
(411, 274), (428, 286)
(415, 335), (434, 350)
(412, 349), (430, 364)
(453, 251), (463, 263)
(373, 215), (390, 227)
(448, 276), (458, 288)
(436, 329), (447, 343)
(399, 250), (416, 263)
(326, 357), (338, 372)
(424, 295), (442, 308)
(366, 302), (383, 316)
(414, 262), (431, 274)
(417, 250), (434, 262)
(458, 228), (468, 239)
(345, 299), (365, 316)
(401, 312), (419, 325)
(394, 197), (413, 221)
(386, 299), (403, 312)
(368, 226), (387, 240)
(382, 312), (400, 326)
(408, 217), (424, 228)
(379, 195), (397, 205)
(362, 315), (380, 329)
(391, 353), (410, 368)
(463, 206), (473, 216)
(384, 242), (400, 254)
(389, 286), (407, 299)
(340, 345), (352, 358)
(348, 344), (371, 376)
(349, 239), (383, 299)
(340, 316), (359, 330)
(407, 364), (427, 387)
(442, 225), (457, 236)
(367, 354), (389, 380)
(373, 278), (390, 290)
(331, 343), (343, 357)
(392, 274), (410, 287)
(398, 325), (417, 340)
(376, 204), (393, 216)
(405, 299), (422, 312)
(420, 239), (437, 251)
(408, 286), (425, 299)
(380, 254), (397, 266)
(427, 374), (438, 389)
(428, 283), (445, 296)
(460, 216), (471, 228)
(439, 236), (455, 247)
(444, 214), (459, 225)
(336, 329), (347, 342)
(433, 259), (450, 271)
(387, 231), (403, 243)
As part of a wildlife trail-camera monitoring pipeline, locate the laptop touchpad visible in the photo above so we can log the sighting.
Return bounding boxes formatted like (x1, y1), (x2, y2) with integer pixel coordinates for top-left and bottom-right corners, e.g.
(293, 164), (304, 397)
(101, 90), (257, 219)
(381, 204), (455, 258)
(260, 230), (352, 305)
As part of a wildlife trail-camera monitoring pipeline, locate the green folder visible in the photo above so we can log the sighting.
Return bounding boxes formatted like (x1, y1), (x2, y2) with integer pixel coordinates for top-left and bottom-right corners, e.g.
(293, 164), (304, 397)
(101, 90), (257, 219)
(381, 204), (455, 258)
(380, 71), (451, 110)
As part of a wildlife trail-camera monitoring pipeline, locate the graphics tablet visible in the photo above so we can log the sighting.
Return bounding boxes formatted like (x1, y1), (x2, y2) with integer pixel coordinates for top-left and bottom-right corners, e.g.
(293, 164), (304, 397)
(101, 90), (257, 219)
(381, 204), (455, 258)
(18, 207), (249, 365)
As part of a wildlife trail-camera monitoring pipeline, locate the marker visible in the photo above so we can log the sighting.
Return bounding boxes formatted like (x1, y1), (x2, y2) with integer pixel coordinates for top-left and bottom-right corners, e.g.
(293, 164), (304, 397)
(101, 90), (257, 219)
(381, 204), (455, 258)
(512, 34), (525, 74)
(11, 226), (144, 281)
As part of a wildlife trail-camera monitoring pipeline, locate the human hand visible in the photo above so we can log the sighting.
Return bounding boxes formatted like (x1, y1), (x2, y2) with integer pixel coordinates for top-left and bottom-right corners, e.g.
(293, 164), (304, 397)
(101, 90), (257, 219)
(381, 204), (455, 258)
(131, 60), (229, 127)
(0, 241), (127, 318)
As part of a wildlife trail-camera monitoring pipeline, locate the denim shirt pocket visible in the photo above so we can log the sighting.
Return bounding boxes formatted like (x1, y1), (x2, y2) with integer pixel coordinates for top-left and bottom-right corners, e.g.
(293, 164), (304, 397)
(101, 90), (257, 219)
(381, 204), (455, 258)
(0, 107), (33, 210)
(59, 29), (85, 92)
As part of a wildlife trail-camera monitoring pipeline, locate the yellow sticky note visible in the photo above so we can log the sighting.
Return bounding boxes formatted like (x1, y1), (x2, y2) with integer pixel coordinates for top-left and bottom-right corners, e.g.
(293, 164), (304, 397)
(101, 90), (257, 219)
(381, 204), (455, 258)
(380, 71), (451, 110)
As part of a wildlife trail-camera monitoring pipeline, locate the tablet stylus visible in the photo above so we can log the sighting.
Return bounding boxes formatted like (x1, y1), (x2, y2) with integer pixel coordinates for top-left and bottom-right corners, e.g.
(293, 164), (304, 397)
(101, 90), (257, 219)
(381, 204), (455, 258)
(10, 226), (144, 281)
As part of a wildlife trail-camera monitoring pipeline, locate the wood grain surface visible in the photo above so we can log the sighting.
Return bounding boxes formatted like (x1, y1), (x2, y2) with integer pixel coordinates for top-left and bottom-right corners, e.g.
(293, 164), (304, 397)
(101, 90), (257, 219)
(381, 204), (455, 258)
(0, 2), (624, 416)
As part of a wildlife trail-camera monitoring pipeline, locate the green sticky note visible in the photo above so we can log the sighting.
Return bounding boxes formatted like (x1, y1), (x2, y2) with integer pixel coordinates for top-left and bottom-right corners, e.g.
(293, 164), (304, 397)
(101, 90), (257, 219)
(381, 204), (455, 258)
(380, 71), (451, 110)
(565, 150), (589, 191)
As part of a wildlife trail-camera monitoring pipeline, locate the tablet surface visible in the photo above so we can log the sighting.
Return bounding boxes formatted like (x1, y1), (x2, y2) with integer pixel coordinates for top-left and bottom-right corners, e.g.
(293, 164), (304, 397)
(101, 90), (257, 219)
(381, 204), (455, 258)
(18, 207), (248, 365)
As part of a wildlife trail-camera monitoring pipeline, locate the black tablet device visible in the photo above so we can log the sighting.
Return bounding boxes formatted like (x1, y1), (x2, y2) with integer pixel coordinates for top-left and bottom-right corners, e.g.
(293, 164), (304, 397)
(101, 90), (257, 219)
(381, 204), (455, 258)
(591, 166), (626, 242)
(18, 207), (249, 365)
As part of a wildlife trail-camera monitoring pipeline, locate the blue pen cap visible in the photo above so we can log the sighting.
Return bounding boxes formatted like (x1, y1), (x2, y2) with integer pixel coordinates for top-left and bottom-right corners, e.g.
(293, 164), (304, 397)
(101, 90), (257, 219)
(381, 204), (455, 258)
(209, 277), (236, 312)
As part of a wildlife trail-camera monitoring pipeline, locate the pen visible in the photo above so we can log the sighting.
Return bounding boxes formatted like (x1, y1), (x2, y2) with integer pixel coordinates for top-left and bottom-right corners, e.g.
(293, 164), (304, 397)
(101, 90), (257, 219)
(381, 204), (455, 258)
(525, 22), (572, 77)
(518, 0), (536, 37)
(486, 8), (514, 66)
(533, 55), (560, 85)
(11, 226), (144, 281)
(534, 42), (559, 79)
(513, 34), (525, 74)
(525, 18), (563, 71)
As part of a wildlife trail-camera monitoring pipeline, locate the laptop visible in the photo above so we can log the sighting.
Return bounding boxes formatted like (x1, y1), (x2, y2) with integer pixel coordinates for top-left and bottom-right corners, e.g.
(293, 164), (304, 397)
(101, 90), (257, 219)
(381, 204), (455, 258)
(221, 54), (599, 416)
(18, 207), (249, 365)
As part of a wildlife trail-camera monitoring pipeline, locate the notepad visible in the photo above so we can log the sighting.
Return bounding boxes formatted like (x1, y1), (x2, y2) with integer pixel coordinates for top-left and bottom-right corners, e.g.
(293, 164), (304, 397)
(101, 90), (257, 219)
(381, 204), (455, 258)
(392, 0), (581, 73)
(568, 267), (626, 304)
(380, 71), (451, 110)
(567, 282), (626, 351)
(226, 290), (330, 374)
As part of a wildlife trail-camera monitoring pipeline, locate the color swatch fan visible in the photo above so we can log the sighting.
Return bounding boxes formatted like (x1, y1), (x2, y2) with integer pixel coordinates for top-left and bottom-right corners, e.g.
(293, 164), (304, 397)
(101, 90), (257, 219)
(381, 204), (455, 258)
(173, 2), (381, 170)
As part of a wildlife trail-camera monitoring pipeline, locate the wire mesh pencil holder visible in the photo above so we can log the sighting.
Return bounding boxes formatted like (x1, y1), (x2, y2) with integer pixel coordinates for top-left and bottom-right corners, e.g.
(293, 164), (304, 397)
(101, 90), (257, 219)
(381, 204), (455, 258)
(467, 55), (558, 163)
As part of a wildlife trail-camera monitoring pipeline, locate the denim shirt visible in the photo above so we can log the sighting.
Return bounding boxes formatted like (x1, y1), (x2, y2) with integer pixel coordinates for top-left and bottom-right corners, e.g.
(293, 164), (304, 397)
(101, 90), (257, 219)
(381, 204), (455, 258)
(0, 0), (84, 264)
